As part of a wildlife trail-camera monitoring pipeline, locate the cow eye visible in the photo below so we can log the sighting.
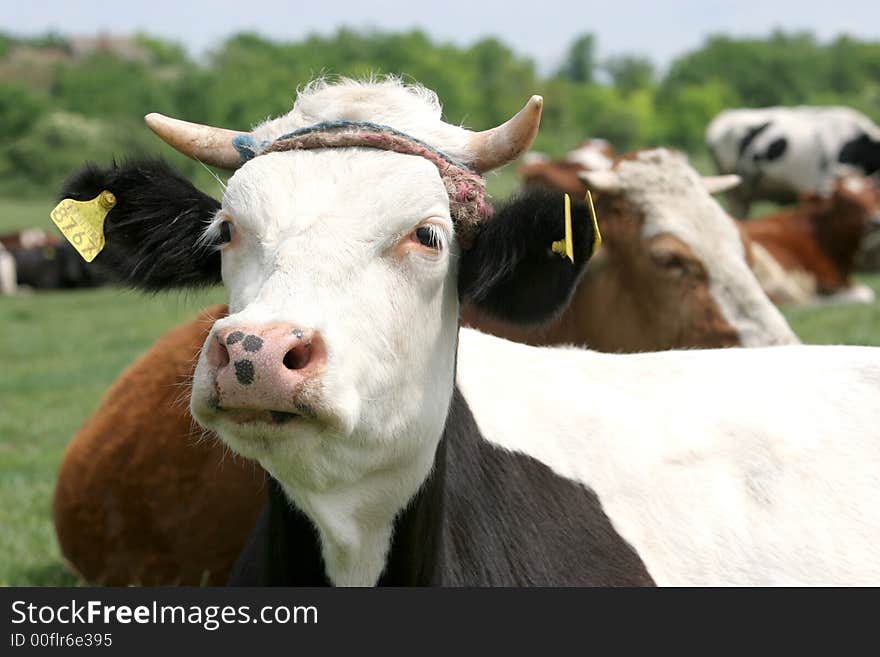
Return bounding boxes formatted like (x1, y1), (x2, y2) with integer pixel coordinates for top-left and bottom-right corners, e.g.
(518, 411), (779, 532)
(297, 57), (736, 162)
(218, 220), (234, 245)
(413, 225), (443, 250)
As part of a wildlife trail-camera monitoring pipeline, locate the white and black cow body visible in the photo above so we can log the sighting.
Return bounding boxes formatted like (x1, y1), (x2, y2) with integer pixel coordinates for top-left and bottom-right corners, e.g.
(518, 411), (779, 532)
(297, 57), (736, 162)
(458, 330), (880, 585)
(706, 106), (880, 217)
(229, 385), (654, 586)
(61, 79), (880, 586)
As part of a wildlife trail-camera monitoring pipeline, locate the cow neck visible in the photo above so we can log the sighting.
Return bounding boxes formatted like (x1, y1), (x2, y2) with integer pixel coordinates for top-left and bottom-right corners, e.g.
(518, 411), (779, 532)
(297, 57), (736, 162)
(247, 390), (454, 586)
(248, 381), (656, 586)
(274, 417), (445, 587)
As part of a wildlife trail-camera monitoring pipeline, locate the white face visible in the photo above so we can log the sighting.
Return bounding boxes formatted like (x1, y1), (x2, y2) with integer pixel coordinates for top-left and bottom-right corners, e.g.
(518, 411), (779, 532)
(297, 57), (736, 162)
(190, 149), (461, 492)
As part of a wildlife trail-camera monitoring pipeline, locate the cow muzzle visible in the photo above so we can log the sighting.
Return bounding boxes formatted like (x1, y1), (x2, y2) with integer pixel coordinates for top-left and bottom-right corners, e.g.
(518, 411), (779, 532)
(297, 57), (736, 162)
(203, 323), (326, 425)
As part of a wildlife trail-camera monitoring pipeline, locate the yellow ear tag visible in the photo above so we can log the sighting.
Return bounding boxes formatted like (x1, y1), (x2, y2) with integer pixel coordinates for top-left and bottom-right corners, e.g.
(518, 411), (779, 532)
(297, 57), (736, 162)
(586, 189), (602, 256)
(551, 193), (575, 264)
(50, 191), (116, 263)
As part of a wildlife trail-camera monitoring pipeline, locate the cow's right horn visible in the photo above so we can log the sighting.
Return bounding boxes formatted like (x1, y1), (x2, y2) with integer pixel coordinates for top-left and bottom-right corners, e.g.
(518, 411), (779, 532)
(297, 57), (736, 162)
(466, 96), (543, 173)
(144, 113), (247, 170)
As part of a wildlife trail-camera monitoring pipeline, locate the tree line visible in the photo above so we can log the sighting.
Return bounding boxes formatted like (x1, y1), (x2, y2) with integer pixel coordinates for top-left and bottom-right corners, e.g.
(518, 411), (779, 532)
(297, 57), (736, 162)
(1, 28), (879, 197)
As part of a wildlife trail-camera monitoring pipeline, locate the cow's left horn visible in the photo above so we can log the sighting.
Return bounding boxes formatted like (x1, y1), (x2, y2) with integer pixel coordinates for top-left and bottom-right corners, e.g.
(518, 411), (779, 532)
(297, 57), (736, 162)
(144, 113), (247, 170)
(467, 96), (543, 173)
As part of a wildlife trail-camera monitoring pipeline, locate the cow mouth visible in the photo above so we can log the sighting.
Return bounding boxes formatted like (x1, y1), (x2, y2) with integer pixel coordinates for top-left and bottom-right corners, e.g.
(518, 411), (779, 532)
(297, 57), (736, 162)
(217, 407), (301, 426)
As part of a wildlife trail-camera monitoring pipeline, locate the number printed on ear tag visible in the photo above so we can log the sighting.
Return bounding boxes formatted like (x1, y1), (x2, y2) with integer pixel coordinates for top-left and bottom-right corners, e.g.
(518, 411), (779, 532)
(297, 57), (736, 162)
(50, 190), (116, 262)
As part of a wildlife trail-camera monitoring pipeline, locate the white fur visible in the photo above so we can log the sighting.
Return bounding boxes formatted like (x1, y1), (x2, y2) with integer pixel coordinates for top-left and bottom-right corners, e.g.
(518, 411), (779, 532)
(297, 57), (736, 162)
(0, 245), (17, 296)
(565, 140), (614, 171)
(457, 328), (880, 585)
(191, 146), (462, 586)
(815, 283), (876, 306)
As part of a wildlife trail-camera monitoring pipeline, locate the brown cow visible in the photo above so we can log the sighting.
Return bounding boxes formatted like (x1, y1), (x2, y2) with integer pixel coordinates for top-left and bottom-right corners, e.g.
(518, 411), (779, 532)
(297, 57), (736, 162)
(54, 148), (798, 585)
(53, 305), (264, 585)
(743, 175), (880, 306)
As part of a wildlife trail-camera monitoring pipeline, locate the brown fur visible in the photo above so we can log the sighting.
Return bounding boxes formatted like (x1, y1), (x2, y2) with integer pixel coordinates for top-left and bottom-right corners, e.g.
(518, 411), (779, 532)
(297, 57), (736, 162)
(53, 305), (266, 585)
(742, 176), (880, 295)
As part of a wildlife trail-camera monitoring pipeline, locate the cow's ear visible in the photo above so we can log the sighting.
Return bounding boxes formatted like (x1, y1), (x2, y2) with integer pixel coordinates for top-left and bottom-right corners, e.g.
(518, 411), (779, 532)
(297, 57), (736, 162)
(57, 159), (222, 290)
(458, 188), (599, 325)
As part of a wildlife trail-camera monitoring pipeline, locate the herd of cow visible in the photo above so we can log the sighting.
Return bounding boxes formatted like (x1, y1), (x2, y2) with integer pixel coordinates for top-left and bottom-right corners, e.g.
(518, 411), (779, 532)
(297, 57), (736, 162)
(38, 78), (880, 585)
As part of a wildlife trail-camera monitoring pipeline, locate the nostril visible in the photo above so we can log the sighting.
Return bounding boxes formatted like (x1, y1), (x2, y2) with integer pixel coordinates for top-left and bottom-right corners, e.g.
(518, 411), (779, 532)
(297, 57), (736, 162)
(208, 335), (230, 369)
(283, 342), (312, 370)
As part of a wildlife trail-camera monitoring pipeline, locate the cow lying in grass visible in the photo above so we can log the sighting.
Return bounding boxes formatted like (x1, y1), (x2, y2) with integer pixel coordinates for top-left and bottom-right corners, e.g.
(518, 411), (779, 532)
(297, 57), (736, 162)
(741, 175), (880, 306)
(57, 79), (880, 585)
(55, 146), (799, 585)
(473, 149), (797, 351)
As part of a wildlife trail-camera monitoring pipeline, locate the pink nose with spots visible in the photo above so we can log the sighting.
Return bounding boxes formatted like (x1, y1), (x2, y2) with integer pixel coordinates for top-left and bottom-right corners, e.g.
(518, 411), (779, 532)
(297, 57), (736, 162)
(204, 324), (326, 423)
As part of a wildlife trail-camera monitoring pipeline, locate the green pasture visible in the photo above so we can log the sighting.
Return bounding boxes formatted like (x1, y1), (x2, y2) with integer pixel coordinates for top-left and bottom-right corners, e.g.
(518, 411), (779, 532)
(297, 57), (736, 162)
(1, 195), (879, 586)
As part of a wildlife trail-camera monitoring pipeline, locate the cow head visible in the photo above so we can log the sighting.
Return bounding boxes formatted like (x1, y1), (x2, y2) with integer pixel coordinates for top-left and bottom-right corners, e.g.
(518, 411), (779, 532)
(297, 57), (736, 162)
(579, 149), (798, 349)
(807, 174), (880, 276)
(60, 80), (598, 582)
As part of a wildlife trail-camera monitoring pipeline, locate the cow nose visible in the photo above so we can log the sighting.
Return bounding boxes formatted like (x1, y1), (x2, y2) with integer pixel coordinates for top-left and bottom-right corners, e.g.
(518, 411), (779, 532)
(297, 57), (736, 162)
(205, 324), (325, 420)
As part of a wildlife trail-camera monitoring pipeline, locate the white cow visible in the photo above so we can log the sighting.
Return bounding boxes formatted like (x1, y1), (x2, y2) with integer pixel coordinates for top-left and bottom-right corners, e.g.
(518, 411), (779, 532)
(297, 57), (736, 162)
(706, 106), (880, 217)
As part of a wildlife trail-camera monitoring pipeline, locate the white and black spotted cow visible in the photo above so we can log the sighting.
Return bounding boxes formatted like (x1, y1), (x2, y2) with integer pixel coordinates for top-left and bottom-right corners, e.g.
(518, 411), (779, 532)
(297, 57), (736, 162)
(706, 106), (880, 218)
(63, 79), (880, 585)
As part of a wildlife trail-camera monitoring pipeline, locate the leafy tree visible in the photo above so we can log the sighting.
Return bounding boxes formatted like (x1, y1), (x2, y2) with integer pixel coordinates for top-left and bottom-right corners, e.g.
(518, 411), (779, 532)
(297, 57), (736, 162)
(0, 85), (48, 141)
(557, 33), (596, 84)
(604, 55), (655, 95)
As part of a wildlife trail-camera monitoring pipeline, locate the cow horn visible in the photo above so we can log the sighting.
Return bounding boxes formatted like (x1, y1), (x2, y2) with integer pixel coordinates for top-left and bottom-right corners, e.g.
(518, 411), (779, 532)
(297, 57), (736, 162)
(144, 113), (246, 170)
(702, 174), (741, 194)
(467, 96), (543, 173)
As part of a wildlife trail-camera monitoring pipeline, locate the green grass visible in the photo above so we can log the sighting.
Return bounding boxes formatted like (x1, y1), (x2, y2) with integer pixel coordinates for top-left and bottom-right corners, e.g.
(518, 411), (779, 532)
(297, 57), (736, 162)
(2, 195), (880, 586)
(1, 286), (224, 586)
(783, 275), (880, 345)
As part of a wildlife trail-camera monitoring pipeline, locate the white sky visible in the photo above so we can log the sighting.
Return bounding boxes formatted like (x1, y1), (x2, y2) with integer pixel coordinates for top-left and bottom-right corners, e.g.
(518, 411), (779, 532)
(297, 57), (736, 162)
(5, 0), (879, 72)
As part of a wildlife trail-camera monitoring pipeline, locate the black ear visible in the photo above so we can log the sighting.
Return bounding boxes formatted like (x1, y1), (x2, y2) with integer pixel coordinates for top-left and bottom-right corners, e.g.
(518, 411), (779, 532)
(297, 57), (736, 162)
(58, 159), (222, 290)
(458, 187), (597, 325)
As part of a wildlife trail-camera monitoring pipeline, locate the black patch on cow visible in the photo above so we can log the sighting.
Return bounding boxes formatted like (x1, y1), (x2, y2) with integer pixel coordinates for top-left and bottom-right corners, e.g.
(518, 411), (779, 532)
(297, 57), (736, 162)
(234, 360), (255, 385)
(763, 137), (788, 162)
(226, 331), (245, 346)
(458, 188), (594, 326)
(228, 385), (655, 586)
(737, 121), (771, 157)
(838, 132), (880, 176)
(243, 335), (264, 352)
(57, 159), (221, 290)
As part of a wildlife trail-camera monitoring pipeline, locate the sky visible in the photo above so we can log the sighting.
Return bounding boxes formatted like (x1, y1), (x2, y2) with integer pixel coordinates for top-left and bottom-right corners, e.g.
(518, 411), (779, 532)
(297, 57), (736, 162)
(6, 0), (880, 72)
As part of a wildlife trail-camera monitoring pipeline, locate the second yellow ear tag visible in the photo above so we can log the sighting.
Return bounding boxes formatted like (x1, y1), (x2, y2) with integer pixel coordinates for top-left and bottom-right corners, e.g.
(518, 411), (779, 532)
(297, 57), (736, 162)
(586, 189), (602, 256)
(551, 193), (575, 264)
(50, 191), (116, 262)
